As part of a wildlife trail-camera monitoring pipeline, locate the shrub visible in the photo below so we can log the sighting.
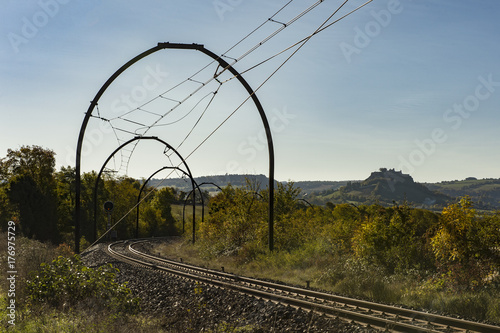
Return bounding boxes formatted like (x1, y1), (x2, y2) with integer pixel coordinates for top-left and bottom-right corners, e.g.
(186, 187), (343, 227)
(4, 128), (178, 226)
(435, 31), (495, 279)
(431, 197), (500, 290)
(26, 255), (139, 313)
(352, 205), (437, 273)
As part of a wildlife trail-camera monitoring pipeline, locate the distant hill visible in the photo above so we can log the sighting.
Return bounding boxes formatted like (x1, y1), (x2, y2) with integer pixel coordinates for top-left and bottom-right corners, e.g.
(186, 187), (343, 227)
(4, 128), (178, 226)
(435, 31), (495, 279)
(145, 174), (273, 194)
(144, 171), (500, 210)
(293, 180), (351, 195)
(146, 174), (349, 195)
(426, 178), (500, 210)
(307, 168), (451, 209)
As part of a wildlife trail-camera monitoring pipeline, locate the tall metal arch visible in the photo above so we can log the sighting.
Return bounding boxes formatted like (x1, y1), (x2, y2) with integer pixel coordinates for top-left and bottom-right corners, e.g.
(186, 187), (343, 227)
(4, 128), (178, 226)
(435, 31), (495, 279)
(75, 42), (275, 253)
(92, 136), (196, 243)
(136, 165), (203, 239)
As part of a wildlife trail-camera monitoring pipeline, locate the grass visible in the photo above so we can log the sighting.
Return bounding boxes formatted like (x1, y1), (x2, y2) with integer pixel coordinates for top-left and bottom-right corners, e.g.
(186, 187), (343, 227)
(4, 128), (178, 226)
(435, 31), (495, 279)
(0, 293), (169, 333)
(4, 232), (499, 330)
(171, 204), (204, 222)
(170, 204), (204, 235)
(0, 233), (255, 332)
(0, 233), (171, 332)
(154, 238), (500, 324)
(0, 235), (65, 307)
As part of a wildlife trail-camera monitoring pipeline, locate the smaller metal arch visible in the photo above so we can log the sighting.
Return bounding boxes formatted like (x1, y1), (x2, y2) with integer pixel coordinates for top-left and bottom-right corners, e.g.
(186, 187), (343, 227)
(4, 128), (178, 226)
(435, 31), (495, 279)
(242, 190), (265, 216)
(92, 136), (196, 242)
(297, 198), (313, 208)
(243, 191), (264, 200)
(182, 191), (196, 235)
(136, 166), (203, 239)
(198, 182), (223, 192)
(182, 182), (223, 232)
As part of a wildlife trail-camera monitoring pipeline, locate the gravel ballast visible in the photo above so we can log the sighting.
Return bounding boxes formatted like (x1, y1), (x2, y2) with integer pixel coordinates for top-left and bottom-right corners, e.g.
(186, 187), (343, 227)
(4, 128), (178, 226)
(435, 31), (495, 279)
(81, 243), (378, 332)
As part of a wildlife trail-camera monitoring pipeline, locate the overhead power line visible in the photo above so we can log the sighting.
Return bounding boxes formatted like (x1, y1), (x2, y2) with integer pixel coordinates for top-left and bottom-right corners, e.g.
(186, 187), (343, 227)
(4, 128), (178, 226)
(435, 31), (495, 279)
(84, 0), (376, 251)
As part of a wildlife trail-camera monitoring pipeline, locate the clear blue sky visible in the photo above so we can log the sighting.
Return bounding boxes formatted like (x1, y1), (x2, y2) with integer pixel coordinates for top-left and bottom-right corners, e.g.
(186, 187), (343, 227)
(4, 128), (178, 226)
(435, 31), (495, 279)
(1, 0), (499, 183)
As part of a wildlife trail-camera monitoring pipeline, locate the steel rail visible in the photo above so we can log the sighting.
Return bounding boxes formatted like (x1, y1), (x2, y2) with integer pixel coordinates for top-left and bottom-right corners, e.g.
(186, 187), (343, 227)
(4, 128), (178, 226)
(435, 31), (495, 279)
(107, 240), (500, 333)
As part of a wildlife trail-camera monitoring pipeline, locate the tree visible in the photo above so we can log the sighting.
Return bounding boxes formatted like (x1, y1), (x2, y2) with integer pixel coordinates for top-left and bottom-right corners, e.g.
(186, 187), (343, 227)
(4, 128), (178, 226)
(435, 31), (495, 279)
(2, 146), (60, 243)
(151, 187), (177, 235)
(323, 203), (363, 255)
(430, 196), (499, 289)
(352, 204), (438, 273)
(140, 205), (168, 237)
(200, 182), (267, 257)
(8, 174), (59, 242)
(55, 166), (76, 242)
(2, 145), (56, 193)
(104, 176), (140, 239)
(0, 185), (12, 231)
(199, 181), (309, 257)
(273, 181), (301, 219)
(431, 196), (478, 263)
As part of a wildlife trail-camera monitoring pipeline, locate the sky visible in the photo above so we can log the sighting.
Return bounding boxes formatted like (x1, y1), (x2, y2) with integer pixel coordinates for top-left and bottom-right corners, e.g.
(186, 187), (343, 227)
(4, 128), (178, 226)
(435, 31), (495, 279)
(1, 0), (499, 183)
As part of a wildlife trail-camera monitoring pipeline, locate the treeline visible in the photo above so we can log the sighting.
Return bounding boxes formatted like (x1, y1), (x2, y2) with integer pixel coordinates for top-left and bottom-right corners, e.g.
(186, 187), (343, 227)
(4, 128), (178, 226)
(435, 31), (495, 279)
(200, 181), (500, 291)
(0, 145), (205, 248)
(3, 145), (500, 291)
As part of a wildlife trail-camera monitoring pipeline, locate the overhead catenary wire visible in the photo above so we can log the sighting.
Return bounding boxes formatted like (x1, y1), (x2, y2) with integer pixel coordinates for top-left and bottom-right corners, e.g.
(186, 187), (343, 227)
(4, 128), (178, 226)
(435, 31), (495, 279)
(221, 0), (295, 60)
(129, 1), (329, 151)
(93, 0), (332, 176)
(105, 1), (298, 124)
(135, 89), (220, 133)
(161, 0), (374, 184)
(102, 0), (326, 126)
(146, 0), (374, 204)
(174, 84), (222, 152)
(113, 0), (360, 172)
(224, 0), (373, 82)
(183, 0), (372, 161)
(233, 0), (325, 64)
(84, 0), (375, 251)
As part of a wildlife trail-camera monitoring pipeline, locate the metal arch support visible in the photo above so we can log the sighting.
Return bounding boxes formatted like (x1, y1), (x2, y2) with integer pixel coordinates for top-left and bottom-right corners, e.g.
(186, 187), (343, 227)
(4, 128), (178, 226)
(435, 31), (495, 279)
(198, 182), (223, 192)
(243, 191), (264, 200)
(91, 136), (197, 243)
(187, 43), (275, 252)
(298, 198), (313, 208)
(182, 191), (194, 235)
(136, 166), (203, 239)
(182, 181), (223, 233)
(75, 42), (275, 253)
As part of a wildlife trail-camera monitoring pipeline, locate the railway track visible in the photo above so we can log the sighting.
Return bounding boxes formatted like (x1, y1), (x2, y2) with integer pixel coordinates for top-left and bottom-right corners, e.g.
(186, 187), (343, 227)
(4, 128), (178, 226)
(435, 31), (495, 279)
(107, 239), (500, 333)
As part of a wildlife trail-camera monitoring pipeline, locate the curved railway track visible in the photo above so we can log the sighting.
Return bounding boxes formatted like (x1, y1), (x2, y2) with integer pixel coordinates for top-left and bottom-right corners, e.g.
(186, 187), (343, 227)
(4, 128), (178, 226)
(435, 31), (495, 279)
(107, 239), (500, 333)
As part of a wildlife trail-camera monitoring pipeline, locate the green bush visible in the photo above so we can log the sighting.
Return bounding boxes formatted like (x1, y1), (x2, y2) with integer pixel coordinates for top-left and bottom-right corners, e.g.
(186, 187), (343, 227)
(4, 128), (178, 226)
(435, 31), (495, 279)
(26, 255), (139, 314)
(351, 205), (437, 273)
(431, 197), (500, 290)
